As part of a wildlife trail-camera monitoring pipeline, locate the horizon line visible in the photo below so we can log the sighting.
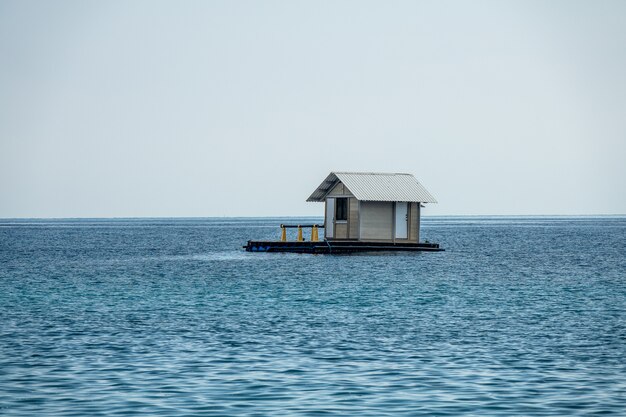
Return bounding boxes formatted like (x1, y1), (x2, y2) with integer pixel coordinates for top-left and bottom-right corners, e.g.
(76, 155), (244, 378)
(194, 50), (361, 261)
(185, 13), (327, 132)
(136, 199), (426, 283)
(1, 214), (625, 221)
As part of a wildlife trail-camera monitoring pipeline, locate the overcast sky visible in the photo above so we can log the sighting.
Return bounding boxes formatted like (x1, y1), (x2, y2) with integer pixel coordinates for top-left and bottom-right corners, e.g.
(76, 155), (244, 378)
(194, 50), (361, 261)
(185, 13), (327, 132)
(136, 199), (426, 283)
(1, 0), (625, 217)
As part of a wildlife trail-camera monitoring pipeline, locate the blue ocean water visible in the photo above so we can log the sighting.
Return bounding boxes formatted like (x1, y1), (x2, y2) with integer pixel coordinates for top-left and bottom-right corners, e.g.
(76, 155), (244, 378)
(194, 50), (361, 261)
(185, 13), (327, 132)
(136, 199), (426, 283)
(0, 216), (625, 416)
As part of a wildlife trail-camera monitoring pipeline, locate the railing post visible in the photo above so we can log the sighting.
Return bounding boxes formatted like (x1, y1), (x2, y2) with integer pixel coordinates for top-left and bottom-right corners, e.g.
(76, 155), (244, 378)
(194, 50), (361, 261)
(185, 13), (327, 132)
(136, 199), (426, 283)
(297, 225), (303, 242)
(280, 225), (287, 242)
(311, 225), (319, 242)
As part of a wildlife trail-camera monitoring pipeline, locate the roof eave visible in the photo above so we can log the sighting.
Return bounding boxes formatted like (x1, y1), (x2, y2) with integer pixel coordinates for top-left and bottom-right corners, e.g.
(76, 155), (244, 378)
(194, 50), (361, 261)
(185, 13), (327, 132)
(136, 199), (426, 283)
(306, 173), (340, 202)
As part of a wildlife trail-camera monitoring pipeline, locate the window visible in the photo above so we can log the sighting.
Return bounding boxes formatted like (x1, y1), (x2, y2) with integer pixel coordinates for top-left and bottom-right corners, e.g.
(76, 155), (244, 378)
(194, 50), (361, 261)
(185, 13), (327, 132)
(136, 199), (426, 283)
(335, 198), (348, 221)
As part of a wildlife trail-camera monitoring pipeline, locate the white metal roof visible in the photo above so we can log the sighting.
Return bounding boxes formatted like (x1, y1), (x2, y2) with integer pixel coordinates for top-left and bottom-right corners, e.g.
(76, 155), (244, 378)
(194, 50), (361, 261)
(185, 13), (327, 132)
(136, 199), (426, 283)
(307, 172), (437, 203)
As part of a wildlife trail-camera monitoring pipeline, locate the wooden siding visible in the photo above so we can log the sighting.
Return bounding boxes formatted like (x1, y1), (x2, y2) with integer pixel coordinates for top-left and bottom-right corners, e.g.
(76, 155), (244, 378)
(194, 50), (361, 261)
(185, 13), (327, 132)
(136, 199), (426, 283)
(334, 222), (348, 239)
(407, 202), (419, 243)
(325, 182), (355, 240)
(416, 204), (421, 243)
(349, 197), (359, 239)
(327, 182), (354, 197)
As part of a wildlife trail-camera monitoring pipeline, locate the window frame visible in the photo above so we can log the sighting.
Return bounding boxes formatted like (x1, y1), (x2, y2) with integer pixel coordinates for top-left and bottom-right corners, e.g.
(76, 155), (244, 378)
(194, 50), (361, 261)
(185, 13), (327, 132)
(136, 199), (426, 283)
(335, 197), (348, 222)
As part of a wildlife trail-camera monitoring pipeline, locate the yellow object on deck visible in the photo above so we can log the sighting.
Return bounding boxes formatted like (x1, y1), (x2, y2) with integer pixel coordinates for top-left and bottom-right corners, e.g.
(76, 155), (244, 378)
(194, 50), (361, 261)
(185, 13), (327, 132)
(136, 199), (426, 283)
(280, 225), (287, 242)
(311, 225), (319, 242)
(297, 226), (303, 242)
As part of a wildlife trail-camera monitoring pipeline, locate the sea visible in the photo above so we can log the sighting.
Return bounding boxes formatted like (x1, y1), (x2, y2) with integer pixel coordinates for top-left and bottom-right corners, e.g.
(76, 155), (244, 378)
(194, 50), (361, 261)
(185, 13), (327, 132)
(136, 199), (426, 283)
(0, 216), (625, 416)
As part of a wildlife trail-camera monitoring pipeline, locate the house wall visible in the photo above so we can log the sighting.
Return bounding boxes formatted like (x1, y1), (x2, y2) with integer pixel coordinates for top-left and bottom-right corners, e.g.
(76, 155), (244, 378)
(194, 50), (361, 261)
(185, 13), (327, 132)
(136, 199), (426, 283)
(327, 182), (354, 197)
(359, 201), (394, 241)
(323, 182), (422, 242)
(325, 182), (357, 240)
(348, 197), (359, 239)
(416, 203), (421, 243)
(334, 222), (348, 239)
(359, 201), (420, 243)
(407, 202), (420, 243)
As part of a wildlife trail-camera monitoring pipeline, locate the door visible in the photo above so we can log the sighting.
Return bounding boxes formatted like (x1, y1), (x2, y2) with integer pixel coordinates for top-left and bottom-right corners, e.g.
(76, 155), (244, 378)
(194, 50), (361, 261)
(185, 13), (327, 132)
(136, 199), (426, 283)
(395, 202), (408, 239)
(325, 198), (334, 238)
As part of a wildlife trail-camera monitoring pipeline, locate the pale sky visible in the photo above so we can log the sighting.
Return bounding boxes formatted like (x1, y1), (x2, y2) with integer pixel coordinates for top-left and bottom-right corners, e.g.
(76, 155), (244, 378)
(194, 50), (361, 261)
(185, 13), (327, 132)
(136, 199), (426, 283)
(1, 0), (625, 217)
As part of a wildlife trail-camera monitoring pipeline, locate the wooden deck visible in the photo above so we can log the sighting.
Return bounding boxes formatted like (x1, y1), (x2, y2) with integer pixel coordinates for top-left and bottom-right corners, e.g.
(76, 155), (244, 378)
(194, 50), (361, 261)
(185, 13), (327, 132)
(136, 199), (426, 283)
(244, 240), (443, 254)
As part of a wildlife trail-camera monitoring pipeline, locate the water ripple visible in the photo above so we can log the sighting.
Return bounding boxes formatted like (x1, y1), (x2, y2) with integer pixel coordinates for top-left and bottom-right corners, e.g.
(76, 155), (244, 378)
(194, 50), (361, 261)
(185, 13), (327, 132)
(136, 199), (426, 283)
(1, 217), (625, 415)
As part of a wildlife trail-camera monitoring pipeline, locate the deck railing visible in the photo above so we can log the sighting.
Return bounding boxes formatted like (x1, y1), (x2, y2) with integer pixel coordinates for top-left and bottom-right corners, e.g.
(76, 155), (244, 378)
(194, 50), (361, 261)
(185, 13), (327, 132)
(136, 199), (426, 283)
(280, 224), (325, 242)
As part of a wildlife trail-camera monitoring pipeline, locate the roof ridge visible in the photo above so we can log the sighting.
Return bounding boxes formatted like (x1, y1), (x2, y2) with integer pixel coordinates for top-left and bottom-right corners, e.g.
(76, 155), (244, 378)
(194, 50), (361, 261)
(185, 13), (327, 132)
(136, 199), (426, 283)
(332, 171), (412, 176)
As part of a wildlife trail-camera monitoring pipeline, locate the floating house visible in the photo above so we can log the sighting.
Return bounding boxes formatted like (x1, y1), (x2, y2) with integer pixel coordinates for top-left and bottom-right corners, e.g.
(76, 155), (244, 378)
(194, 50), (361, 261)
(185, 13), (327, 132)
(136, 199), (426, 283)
(245, 172), (443, 253)
(307, 172), (437, 243)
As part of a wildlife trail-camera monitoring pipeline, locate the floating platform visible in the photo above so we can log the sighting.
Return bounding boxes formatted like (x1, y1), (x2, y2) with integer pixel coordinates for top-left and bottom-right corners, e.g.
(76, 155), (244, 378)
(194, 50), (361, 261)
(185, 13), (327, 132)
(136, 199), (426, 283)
(244, 240), (444, 254)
